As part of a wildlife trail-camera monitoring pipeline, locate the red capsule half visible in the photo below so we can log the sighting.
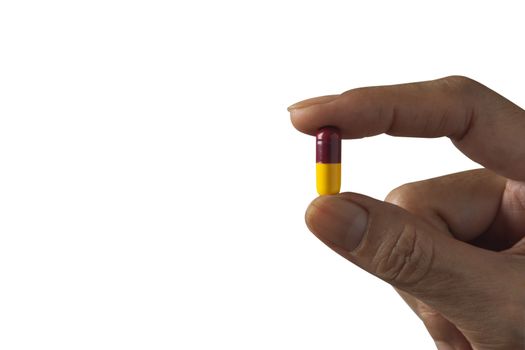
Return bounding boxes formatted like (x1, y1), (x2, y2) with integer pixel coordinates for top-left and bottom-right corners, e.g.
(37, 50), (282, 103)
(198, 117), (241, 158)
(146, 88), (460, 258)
(316, 127), (341, 163)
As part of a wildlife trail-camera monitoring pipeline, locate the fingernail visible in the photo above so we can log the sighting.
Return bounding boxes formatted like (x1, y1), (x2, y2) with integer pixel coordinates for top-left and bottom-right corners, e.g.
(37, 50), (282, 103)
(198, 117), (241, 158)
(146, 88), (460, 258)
(306, 196), (368, 252)
(434, 341), (455, 350)
(287, 94), (339, 111)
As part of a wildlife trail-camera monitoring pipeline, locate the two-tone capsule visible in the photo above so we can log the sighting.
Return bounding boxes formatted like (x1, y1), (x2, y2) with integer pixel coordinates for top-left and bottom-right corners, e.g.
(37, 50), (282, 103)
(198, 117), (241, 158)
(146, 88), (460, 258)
(316, 127), (341, 195)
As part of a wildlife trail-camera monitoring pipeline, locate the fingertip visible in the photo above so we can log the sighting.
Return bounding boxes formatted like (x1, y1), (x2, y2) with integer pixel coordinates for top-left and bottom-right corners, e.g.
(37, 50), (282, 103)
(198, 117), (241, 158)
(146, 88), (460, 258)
(289, 105), (332, 136)
(304, 196), (323, 231)
(305, 195), (335, 234)
(287, 94), (339, 111)
(305, 194), (369, 252)
(289, 107), (311, 135)
(289, 95), (342, 136)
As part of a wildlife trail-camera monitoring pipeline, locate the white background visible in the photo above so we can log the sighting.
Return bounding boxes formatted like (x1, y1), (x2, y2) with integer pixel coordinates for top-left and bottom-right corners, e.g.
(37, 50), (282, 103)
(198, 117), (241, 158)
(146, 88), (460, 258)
(0, 1), (523, 349)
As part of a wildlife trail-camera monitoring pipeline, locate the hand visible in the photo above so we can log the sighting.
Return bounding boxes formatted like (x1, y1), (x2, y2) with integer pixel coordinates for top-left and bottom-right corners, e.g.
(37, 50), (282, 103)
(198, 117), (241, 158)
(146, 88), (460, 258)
(289, 76), (525, 350)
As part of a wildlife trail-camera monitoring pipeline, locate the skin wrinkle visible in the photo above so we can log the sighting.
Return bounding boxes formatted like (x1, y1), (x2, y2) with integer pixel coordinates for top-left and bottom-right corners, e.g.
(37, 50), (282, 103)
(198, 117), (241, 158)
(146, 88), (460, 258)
(452, 105), (476, 142)
(508, 180), (525, 213)
(400, 238), (436, 299)
(476, 179), (525, 251)
(397, 223), (419, 285)
(468, 178), (508, 250)
(430, 210), (453, 237)
(373, 222), (406, 282)
(382, 223), (418, 286)
(384, 105), (397, 136)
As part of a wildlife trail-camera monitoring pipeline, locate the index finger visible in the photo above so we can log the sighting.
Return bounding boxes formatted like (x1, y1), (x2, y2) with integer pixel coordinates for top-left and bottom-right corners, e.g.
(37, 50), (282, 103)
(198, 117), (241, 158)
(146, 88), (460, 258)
(289, 76), (525, 181)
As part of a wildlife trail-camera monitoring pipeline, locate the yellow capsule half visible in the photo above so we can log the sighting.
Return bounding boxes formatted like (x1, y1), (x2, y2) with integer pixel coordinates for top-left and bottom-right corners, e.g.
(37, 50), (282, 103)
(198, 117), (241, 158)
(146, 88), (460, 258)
(316, 163), (341, 195)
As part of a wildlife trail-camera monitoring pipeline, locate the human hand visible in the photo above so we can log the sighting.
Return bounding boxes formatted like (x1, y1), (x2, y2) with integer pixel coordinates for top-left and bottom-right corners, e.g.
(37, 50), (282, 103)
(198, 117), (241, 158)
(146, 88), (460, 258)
(289, 76), (525, 350)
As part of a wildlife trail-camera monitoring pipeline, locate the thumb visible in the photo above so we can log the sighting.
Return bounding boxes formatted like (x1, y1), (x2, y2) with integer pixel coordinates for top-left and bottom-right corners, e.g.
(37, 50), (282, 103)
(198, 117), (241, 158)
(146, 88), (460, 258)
(305, 192), (510, 324)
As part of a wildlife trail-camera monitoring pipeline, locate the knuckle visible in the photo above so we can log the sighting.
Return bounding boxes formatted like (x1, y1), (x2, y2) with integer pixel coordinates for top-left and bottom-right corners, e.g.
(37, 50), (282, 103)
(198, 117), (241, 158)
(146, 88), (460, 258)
(419, 308), (447, 332)
(439, 75), (480, 94)
(371, 223), (434, 288)
(385, 184), (409, 205)
(385, 183), (420, 210)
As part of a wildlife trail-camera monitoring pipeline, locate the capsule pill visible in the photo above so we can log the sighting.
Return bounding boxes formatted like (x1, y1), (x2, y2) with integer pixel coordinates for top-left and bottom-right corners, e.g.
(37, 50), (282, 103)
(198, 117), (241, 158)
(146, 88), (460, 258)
(316, 127), (341, 195)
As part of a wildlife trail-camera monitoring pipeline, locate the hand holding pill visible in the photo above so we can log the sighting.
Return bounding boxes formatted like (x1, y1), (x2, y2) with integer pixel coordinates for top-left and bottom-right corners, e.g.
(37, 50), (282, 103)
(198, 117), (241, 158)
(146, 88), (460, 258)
(289, 76), (525, 350)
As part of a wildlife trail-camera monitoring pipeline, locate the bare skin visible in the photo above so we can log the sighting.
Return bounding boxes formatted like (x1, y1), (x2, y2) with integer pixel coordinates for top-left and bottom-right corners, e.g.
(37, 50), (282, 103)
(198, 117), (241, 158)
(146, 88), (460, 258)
(289, 76), (525, 350)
